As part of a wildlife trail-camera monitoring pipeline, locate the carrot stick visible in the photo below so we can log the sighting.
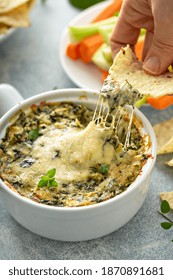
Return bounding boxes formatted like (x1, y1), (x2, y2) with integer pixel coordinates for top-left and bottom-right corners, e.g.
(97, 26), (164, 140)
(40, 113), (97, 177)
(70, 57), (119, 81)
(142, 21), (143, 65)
(147, 95), (173, 110)
(135, 39), (144, 61)
(79, 33), (104, 63)
(66, 43), (80, 60)
(92, 0), (122, 23)
(100, 70), (109, 83)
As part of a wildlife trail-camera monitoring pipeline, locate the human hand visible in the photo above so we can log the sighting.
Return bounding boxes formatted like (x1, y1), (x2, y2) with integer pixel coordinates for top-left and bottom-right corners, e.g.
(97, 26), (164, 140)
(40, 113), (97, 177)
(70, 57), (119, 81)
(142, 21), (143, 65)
(110, 0), (173, 75)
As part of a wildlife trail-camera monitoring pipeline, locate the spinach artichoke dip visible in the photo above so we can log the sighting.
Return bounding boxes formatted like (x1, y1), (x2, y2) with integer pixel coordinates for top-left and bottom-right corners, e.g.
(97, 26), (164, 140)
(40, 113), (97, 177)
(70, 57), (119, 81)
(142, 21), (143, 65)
(0, 101), (151, 207)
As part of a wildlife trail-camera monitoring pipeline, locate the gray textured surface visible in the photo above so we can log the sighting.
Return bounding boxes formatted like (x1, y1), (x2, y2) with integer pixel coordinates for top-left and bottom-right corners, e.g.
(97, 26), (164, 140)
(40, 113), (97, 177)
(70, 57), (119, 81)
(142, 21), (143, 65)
(0, 0), (173, 260)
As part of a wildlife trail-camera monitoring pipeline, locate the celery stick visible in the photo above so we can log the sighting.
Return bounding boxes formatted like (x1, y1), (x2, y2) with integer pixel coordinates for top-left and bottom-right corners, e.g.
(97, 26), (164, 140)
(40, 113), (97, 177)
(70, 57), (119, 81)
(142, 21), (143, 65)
(69, 25), (99, 42)
(98, 24), (114, 44)
(102, 45), (113, 63)
(140, 28), (146, 36)
(135, 95), (148, 108)
(92, 43), (112, 70)
(69, 16), (117, 41)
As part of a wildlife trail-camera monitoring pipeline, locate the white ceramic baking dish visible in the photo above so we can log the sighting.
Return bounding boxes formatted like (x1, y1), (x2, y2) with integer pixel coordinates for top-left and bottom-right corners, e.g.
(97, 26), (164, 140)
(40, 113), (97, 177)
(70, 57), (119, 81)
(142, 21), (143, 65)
(0, 85), (157, 241)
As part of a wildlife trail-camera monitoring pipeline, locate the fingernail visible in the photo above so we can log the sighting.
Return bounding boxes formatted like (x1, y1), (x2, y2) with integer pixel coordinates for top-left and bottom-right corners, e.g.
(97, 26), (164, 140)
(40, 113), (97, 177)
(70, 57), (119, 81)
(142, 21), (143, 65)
(143, 56), (160, 75)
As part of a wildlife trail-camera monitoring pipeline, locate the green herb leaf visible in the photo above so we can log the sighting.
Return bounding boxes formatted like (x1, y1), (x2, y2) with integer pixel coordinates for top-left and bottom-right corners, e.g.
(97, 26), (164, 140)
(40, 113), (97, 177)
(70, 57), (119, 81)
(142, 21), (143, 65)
(51, 180), (58, 187)
(47, 168), (56, 178)
(38, 178), (48, 188)
(161, 200), (171, 213)
(37, 168), (58, 188)
(28, 129), (39, 141)
(161, 222), (173, 230)
(41, 0), (47, 4)
(42, 175), (49, 181)
(99, 164), (109, 174)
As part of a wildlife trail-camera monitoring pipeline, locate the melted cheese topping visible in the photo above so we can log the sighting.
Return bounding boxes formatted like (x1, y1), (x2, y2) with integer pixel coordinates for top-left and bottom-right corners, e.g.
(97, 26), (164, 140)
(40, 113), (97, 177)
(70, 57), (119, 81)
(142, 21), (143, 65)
(11, 121), (115, 186)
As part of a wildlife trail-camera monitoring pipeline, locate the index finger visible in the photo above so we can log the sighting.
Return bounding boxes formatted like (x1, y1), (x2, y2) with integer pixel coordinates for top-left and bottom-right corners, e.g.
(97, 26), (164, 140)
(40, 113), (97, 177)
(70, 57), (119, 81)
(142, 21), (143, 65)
(110, 0), (153, 57)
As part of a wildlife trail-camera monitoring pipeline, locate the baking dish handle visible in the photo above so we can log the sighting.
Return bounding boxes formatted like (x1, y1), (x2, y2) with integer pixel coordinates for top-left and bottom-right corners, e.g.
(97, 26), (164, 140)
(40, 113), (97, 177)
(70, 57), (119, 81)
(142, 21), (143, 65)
(0, 84), (24, 118)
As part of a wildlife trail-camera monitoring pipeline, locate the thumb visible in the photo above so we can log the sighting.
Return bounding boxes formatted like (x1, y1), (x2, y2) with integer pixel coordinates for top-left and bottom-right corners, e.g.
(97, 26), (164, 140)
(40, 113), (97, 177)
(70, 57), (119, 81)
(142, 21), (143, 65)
(143, 0), (173, 75)
(143, 37), (173, 76)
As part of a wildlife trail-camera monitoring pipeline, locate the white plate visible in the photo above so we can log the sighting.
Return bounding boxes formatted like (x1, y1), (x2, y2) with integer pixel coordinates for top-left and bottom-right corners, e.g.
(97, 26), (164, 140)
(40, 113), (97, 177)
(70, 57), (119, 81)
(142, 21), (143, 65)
(59, 1), (112, 91)
(0, 28), (16, 44)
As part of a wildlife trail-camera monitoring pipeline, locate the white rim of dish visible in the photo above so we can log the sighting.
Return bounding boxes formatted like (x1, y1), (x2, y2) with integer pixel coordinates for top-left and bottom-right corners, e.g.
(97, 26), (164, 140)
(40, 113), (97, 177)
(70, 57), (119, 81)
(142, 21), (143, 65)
(0, 88), (157, 212)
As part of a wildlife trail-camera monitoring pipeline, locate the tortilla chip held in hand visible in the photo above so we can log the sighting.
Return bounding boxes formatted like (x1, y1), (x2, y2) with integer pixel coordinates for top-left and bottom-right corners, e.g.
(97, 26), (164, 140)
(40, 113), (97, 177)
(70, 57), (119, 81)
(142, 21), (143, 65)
(109, 45), (173, 166)
(109, 45), (173, 98)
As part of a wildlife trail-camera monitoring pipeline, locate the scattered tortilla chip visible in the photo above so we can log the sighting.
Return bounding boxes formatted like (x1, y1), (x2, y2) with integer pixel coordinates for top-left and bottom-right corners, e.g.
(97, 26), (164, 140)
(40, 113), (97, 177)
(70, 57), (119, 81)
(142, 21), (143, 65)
(158, 136), (173, 155)
(0, 0), (36, 33)
(166, 158), (173, 167)
(160, 192), (173, 210)
(109, 45), (173, 98)
(0, 22), (9, 34)
(0, 0), (29, 14)
(153, 117), (173, 154)
(27, 0), (36, 11)
(0, 4), (30, 27)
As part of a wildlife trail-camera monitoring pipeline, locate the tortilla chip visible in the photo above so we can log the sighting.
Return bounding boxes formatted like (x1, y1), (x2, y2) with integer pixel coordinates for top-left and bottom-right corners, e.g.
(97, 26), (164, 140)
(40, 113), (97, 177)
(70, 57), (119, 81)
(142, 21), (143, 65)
(158, 136), (173, 155)
(0, 3), (31, 27)
(166, 158), (173, 166)
(27, 0), (36, 11)
(109, 45), (173, 98)
(0, 0), (29, 14)
(160, 192), (173, 210)
(0, 22), (9, 34)
(153, 118), (173, 154)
